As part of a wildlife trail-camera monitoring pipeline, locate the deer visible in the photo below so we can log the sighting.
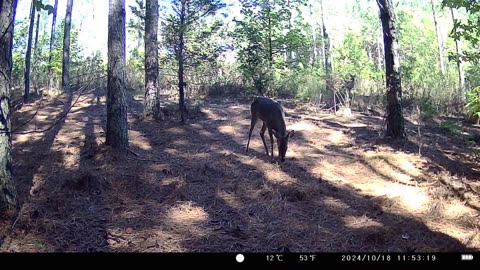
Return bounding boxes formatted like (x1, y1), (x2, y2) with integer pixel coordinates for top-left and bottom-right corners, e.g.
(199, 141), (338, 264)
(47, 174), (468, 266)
(246, 97), (295, 162)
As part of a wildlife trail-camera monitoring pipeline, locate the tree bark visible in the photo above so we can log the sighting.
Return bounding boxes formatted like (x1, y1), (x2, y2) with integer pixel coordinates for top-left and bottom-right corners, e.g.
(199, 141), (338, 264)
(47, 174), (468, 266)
(107, 0), (129, 149)
(309, 3), (316, 68)
(0, 0), (18, 213)
(320, 0), (334, 111)
(178, 0), (186, 123)
(431, 0), (445, 76)
(377, 19), (383, 72)
(378, 0), (405, 139)
(450, 7), (466, 103)
(62, 0), (73, 92)
(34, 0), (41, 49)
(24, 0), (36, 102)
(144, 0), (161, 120)
(47, 0), (58, 91)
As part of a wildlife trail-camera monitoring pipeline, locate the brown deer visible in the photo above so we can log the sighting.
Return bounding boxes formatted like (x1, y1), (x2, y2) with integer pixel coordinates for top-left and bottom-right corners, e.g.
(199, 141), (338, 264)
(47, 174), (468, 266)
(246, 97), (295, 162)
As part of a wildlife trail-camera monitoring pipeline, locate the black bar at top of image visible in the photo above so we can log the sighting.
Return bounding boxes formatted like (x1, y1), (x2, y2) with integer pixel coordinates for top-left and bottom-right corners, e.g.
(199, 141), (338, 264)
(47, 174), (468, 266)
(1, 252), (479, 268)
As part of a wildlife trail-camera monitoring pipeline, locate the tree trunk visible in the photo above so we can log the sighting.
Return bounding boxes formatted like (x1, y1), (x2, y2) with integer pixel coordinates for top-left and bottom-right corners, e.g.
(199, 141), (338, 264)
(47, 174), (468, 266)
(320, 0), (334, 111)
(378, 0), (405, 139)
(144, 0), (160, 119)
(319, 3), (325, 70)
(309, 3), (316, 68)
(62, 0), (73, 92)
(107, 0), (129, 149)
(431, 0), (445, 76)
(34, 1), (41, 49)
(377, 19), (383, 72)
(178, 0), (186, 123)
(450, 7), (466, 104)
(287, 0), (293, 64)
(33, 0), (42, 95)
(24, 1), (36, 102)
(47, 0), (58, 91)
(0, 0), (18, 213)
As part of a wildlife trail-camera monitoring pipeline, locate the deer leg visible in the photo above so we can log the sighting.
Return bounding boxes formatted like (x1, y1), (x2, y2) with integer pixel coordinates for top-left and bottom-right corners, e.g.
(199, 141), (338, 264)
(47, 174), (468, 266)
(260, 123), (269, 156)
(268, 127), (274, 158)
(246, 116), (257, 152)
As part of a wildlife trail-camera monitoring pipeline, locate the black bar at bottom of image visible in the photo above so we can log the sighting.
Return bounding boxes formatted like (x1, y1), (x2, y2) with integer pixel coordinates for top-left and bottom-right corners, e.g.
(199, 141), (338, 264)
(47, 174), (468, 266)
(1, 252), (478, 267)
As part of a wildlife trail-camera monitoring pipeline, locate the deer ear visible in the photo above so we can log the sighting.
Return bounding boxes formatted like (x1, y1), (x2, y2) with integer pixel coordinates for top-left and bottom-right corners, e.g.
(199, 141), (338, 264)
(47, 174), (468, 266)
(288, 130), (295, 138)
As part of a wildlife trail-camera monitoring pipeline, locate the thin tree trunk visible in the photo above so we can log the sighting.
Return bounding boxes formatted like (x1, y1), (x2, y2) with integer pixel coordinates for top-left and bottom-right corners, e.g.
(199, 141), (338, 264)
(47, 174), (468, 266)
(378, 0), (405, 139)
(24, 1), (36, 102)
(287, 0), (293, 64)
(34, 1), (41, 49)
(33, 0), (42, 95)
(178, 0), (186, 123)
(62, 0), (73, 92)
(107, 0), (129, 149)
(309, 4), (316, 68)
(0, 0), (19, 213)
(319, 4), (325, 69)
(144, 0), (160, 119)
(320, 0), (334, 111)
(47, 0), (58, 91)
(267, 4), (273, 69)
(377, 19), (383, 72)
(431, 0), (445, 76)
(450, 7), (466, 103)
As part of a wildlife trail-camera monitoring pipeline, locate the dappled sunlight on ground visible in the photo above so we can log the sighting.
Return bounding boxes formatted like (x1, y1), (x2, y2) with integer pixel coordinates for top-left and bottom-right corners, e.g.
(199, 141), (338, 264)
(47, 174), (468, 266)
(374, 183), (430, 212)
(342, 214), (384, 229)
(289, 121), (316, 132)
(2, 92), (479, 253)
(165, 202), (209, 228)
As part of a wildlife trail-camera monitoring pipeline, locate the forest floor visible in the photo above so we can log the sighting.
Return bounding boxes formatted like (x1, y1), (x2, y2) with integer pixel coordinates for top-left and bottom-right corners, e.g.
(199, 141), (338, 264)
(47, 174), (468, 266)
(0, 87), (479, 252)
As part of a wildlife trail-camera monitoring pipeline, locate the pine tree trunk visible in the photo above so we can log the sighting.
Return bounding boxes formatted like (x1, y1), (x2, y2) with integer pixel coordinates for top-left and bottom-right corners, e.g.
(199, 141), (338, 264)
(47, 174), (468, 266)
(431, 0), (445, 76)
(106, 0), (129, 149)
(47, 0), (58, 91)
(450, 7), (466, 104)
(62, 0), (73, 92)
(144, 0), (161, 120)
(34, 1), (41, 49)
(24, 1), (36, 102)
(309, 3), (317, 68)
(177, 0), (187, 123)
(320, 0), (334, 111)
(0, 0), (18, 213)
(378, 0), (405, 139)
(377, 19), (383, 72)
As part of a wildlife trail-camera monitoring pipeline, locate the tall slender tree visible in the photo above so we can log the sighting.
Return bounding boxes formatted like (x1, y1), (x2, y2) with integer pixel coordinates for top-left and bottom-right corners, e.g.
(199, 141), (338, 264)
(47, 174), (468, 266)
(320, 0), (333, 110)
(34, 0), (42, 49)
(24, 0), (36, 102)
(62, 0), (73, 92)
(47, 0), (58, 91)
(106, 0), (129, 149)
(144, 0), (161, 119)
(450, 7), (466, 103)
(378, 0), (405, 138)
(165, 0), (225, 123)
(431, 0), (445, 76)
(0, 0), (19, 213)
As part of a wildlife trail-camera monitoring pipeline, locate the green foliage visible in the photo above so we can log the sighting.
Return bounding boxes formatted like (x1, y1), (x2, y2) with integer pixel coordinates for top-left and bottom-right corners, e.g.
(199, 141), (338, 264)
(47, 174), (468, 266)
(465, 86), (480, 118)
(231, 0), (308, 94)
(11, 18), (86, 91)
(161, 0), (226, 79)
(335, 32), (375, 79)
(128, 0), (145, 42)
(33, 0), (55, 15)
(442, 0), (480, 61)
